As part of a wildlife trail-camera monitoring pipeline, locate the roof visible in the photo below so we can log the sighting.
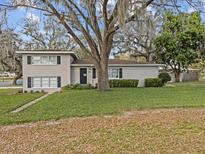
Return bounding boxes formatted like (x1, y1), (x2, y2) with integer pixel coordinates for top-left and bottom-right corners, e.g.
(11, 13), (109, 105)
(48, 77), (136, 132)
(71, 59), (165, 67)
(16, 50), (75, 54)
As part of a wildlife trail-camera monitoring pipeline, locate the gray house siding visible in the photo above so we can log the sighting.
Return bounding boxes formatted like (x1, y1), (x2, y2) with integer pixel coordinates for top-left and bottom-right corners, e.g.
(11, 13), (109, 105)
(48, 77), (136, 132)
(71, 66), (160, 87)
(121, 66), (159, 87)
(22, 54), (73, 92)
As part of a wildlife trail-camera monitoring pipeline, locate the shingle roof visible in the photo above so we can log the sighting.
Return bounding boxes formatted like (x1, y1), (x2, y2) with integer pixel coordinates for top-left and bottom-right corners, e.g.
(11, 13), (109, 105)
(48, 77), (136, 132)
(71, 59), (165, 67)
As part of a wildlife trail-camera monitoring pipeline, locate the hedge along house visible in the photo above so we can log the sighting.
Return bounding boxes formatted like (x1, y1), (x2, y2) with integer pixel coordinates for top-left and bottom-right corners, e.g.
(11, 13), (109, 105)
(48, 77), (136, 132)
(16, 50), (164, 92)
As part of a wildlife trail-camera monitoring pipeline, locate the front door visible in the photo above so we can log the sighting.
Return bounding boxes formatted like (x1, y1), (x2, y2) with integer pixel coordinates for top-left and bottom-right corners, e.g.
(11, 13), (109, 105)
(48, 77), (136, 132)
(80, 68), (87, 84)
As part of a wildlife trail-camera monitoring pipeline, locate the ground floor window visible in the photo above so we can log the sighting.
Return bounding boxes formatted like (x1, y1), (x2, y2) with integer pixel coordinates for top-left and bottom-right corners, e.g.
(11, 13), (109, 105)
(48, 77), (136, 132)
(32, 77), (41, 88)
(108, 68), (122, 79)
(91, 67), (123, 79)
(30, 77), (59, 88)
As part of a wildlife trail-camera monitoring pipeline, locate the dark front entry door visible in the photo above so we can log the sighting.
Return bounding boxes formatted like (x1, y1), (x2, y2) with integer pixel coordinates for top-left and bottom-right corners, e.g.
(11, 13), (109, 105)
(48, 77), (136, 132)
(80, 68), (87, 84)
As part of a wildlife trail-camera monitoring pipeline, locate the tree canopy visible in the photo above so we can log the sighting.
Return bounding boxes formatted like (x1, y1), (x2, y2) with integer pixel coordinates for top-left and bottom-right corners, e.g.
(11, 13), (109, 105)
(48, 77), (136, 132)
(154, 11), (205, 82)
(22, 18), (76, 50)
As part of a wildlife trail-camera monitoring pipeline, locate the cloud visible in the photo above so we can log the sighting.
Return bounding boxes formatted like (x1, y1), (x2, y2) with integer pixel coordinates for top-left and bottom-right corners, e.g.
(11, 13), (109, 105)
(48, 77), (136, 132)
(26, 12), (40, 23)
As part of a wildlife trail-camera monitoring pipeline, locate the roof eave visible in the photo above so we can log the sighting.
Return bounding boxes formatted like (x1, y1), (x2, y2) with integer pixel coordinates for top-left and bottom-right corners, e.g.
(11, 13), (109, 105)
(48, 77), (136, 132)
(16, 50), (75, 54)
(71, 64), (165, 67)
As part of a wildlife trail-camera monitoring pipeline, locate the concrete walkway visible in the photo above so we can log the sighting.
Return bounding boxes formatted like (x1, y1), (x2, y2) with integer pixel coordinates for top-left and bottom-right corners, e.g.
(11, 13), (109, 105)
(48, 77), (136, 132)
(11, 92), (54, 113)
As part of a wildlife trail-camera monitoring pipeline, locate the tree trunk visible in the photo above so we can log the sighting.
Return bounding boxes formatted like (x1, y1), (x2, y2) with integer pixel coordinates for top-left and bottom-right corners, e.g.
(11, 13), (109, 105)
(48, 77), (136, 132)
(12, 73), (22, 85)
(174, 70), (181, 82)
(94, 31), (114, 91)
(96, 57), (110, 91)
(97, 67), (110, 91)
(145, 55), (150, 62)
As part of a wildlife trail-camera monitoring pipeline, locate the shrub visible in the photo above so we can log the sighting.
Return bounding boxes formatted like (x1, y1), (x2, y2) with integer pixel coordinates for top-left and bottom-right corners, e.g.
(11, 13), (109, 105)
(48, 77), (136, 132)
(84, 83), (95, 89)
(61, 83), (95, 90)
(24, 90), (27, 93)
(145, 78), (163, 87)
(61, 85), (71, 91)
(109, 79), (139, 88)
(159, 72), (171, 84)
(72, 83), (82, 89)
(18, 89), (23, 93)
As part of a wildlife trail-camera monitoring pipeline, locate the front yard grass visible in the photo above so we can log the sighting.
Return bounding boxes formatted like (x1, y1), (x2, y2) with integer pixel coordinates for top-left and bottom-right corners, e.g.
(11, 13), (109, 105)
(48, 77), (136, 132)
(0, 89), (44, 124)
(1, 82), (205, 125)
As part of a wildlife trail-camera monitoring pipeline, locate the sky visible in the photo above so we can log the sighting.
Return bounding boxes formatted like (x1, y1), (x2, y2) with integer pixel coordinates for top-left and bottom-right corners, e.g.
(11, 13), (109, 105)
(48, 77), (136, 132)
(1, 0), (205, 38)
(1, 0), (41, 32)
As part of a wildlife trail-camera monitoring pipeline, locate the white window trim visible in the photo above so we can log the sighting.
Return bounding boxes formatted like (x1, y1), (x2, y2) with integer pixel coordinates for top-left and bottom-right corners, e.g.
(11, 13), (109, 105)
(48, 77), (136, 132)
(31, 56), (58, 66)
(31, 76), (58, 88)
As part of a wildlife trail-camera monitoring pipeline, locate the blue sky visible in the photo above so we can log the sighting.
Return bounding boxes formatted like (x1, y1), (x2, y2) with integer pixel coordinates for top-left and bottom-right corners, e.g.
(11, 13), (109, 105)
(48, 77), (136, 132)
(1, 0), (41, 32)
(1, 0), (205, 34)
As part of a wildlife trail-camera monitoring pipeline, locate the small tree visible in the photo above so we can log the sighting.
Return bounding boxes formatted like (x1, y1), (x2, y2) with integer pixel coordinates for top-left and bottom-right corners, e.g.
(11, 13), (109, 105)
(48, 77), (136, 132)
(154, 12), (205, 82)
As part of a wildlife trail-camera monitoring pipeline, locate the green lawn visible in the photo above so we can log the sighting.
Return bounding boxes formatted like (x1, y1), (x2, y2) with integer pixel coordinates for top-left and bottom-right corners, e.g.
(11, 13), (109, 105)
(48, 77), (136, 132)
(0, 82), (205, 125)
(0, 89), (43, 124)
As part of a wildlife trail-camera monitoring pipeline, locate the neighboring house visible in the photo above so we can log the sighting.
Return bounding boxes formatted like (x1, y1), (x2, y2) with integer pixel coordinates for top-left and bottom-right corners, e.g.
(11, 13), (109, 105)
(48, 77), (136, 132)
(16, 50), (164, 92)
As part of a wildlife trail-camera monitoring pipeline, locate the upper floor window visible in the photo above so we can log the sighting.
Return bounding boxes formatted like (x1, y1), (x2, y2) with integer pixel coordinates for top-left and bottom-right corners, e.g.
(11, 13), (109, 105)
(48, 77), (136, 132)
(31, 56), (58, 65)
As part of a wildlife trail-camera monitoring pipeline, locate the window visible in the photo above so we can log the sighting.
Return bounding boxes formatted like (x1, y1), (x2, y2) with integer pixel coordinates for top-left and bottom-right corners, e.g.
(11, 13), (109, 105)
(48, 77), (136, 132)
(108, 68), (119, 79)
(41, 77), (49, 88)
(50, 77), (58, 88)
(108, 68), (123, 79)
(32, 56), (41, 65)
(30, 77), (59, 88)
(41, 56), (49, 65)
(32, 77), (41, 88)
(31, 56), (58, 65)
(50, 56), (57, 65)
